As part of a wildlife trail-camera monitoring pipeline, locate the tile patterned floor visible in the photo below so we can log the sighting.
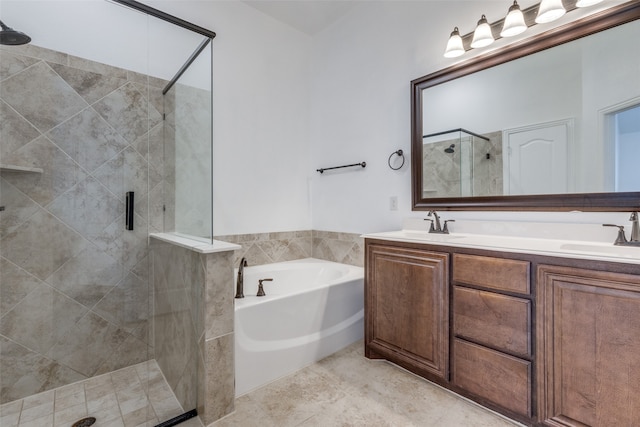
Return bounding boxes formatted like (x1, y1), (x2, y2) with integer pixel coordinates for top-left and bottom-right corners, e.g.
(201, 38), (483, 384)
(213, 341), (523, 427)
(0, 360), (190, 427)
(1, 341), (523, 427)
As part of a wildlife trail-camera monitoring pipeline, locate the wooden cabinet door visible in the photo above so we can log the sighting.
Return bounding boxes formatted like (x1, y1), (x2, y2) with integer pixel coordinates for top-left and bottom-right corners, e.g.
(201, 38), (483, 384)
(538, 265), (640, 427)
(365, 243), (449, 380)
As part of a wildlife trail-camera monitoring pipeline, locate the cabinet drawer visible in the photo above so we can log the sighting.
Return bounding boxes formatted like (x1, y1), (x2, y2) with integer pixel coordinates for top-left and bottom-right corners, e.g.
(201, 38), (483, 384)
(453, 254), (530, 294)
(453, 339), (531, 417)
(453, 286), (531, 357)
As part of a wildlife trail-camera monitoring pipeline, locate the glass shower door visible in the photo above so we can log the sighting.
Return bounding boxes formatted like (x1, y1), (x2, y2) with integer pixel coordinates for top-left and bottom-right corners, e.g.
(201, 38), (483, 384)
(0, 2), (154, 424)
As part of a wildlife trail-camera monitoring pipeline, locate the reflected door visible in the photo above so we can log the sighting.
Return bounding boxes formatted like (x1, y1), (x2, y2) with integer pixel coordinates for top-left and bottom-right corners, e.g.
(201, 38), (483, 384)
(504, 120), (571, 195)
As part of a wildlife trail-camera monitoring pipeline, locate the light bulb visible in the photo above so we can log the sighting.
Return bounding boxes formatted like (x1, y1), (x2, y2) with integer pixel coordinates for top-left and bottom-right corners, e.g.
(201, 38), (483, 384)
(501, 1), (527, 38)
(444, 27), (465, 58)
(471, 15), (494, 49)
(536, 0), (566, 24)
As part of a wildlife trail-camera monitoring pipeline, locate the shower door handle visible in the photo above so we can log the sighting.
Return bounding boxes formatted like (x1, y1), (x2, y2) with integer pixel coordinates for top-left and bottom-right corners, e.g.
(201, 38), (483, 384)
(125, 191), (134, 231)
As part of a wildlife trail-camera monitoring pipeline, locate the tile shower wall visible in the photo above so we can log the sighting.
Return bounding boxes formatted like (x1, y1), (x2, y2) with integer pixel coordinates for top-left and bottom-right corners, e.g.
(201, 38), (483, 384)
(422, 131), (503, 198)
(151, 238), (235, 425)
(0, 44), (165, 403)
(472, 131), (503, 197)
(215, 230), (364, 267)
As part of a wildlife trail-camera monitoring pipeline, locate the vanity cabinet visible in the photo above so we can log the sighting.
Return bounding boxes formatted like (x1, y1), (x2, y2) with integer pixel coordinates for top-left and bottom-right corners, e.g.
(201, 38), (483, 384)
(365, 242), (449, 382)
(451, 254), (533, 418)
(365, 237), (640, 426)
(537, 265), (640, 427)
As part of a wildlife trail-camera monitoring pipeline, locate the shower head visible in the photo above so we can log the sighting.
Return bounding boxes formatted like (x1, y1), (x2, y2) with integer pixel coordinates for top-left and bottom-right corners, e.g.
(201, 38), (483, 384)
(0, 20), (31, 45)
(444, 144), (455, 154)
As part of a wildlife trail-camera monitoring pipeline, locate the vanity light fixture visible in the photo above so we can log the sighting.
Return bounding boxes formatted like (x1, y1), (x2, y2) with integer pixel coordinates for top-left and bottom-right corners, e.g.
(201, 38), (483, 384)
(535, 0), (566, 24)
(444, 0), (607, 58)
(444, 27), (465, 58)
(576, 0), (603, 7)
(471, 15), (495, 48)
(500, 1), (527, 37)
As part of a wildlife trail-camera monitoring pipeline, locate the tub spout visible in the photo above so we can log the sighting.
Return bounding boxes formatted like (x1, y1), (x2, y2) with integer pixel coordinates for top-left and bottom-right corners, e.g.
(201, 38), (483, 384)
(235, 257), (248, 298)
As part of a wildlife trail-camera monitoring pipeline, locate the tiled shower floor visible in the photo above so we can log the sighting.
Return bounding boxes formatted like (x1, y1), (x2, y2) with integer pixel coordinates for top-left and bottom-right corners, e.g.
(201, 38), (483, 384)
(0, 360), (200, 427)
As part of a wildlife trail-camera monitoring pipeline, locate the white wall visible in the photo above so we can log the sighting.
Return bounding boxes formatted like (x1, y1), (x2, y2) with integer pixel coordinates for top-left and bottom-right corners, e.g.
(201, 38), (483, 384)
(145, 1), (313, 236)
(2, 0), (634, 236)
(309, 0), (633, 234)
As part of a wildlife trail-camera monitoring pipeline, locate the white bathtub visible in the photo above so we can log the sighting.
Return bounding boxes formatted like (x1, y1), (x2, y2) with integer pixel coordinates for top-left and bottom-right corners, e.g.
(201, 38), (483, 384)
(234, 258), (364, 396)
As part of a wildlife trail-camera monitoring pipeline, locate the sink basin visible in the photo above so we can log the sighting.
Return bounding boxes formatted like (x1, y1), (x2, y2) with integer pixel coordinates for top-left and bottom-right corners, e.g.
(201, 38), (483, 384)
(560, 243), (640, 258)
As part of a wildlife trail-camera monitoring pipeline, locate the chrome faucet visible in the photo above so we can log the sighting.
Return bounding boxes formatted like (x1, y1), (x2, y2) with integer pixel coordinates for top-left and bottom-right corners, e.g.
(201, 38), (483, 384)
(425, 210), (455, 234)
(235, 257), (248, 299)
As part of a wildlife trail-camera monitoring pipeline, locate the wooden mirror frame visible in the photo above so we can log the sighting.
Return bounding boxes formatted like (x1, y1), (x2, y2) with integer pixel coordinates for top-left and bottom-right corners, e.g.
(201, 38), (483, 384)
(411, 2), (640, 211)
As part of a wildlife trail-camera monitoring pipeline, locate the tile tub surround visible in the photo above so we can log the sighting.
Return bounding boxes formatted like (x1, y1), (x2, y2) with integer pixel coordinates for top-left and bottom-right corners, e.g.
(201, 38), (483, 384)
(151, 237), (237, 426)
(312, 230), (364, 267)
(0, 43), (168, 402)
(215, 230), (364, 268)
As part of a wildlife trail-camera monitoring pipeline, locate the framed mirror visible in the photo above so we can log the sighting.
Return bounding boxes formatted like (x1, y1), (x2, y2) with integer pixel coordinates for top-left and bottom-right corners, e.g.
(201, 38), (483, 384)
(411, 1), (640, 211)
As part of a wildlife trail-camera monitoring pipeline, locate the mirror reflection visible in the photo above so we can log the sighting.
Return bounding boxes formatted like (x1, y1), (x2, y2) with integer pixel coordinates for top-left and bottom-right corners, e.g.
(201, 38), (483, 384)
(423, 129), (502, 198)
(420, 17), (640, 199)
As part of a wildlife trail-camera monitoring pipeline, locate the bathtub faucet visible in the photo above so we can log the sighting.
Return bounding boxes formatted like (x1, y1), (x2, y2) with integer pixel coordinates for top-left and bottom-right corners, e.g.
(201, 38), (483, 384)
(257, 278), (273, 297)
(235, 257), (248, 299)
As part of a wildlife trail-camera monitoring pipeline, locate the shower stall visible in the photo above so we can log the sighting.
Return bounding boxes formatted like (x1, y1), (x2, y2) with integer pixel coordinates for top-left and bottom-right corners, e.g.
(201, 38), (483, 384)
(0, 1), (215, 425)
(422, 128), (502, 198)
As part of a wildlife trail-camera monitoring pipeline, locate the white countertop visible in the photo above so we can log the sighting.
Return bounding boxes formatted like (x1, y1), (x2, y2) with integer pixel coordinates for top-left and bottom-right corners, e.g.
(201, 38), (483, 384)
(363, 219), (640, 265)
(150, 232), (241, 254)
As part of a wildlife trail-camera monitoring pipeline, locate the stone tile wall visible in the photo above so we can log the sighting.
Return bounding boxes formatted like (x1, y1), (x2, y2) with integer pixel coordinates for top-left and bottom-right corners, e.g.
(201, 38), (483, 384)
(151, 238), (235, 426)
(215, 230), (364, 268)
(311, 230), (364, 267)
(472, 130), (503, 197)
(0, 44), (166, 403)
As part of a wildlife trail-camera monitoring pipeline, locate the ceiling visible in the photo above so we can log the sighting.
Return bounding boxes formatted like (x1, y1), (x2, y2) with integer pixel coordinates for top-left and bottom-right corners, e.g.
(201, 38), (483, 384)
(242, 1), (359, 35)
(240, 0), (626, 38)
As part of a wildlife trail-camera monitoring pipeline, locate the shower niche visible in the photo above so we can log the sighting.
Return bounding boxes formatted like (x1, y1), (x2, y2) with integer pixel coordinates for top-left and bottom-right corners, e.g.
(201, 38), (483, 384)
(422, 128), (503, 198)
